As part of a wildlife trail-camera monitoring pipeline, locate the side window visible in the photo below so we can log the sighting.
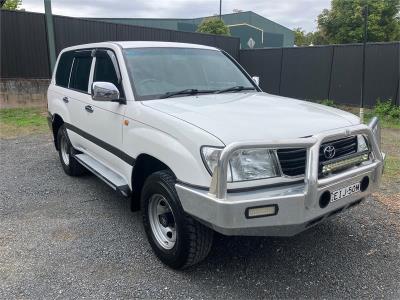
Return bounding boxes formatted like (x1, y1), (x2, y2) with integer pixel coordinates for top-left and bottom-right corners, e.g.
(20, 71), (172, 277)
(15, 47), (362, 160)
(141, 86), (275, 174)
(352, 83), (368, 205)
(93, 51), (124, 97)
(55, 52), (74, 88)
(69, 55), (92, 92)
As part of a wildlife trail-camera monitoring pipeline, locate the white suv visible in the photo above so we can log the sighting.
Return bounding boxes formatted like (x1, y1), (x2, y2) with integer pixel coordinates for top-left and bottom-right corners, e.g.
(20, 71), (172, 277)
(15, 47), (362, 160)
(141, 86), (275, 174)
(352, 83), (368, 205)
(47, 41), (385, 269)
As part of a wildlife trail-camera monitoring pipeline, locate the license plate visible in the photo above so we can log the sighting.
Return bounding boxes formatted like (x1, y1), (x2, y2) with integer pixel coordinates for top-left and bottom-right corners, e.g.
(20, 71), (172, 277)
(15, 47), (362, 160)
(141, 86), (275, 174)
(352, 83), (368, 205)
(330, 182), (360, 202)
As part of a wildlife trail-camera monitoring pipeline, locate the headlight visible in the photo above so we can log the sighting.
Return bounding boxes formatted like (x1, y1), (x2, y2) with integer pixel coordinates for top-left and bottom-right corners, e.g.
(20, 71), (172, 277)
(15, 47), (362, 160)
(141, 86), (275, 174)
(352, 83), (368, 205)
(357, 135), (369, 152)
(201, 147), (280, 182)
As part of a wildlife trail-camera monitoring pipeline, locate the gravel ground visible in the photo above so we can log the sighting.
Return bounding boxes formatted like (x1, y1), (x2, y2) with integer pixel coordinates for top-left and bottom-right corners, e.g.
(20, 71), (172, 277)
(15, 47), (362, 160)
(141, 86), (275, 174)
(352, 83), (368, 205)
(1, 134), (399, 299)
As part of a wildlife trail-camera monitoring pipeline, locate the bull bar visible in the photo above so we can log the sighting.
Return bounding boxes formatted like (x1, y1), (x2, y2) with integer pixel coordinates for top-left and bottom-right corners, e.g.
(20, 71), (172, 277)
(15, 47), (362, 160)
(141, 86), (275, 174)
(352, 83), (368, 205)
(175, 117), (385, 236)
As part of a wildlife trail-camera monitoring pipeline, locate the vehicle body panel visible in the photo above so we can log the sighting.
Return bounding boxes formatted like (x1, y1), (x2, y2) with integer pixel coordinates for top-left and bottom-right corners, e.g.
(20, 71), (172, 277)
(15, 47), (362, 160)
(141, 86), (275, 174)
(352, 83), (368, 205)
(142, 92), (360, 144)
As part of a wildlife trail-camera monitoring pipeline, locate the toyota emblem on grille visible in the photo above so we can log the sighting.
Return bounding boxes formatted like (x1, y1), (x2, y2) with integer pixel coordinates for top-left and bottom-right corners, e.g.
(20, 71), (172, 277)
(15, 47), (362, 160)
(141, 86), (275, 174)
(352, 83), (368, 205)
(323, 145), (336, 159)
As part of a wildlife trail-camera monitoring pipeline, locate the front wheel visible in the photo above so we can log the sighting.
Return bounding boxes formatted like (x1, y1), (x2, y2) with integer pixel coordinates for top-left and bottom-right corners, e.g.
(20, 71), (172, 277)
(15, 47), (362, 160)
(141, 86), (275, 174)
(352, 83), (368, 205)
(141, 170), (213, 269)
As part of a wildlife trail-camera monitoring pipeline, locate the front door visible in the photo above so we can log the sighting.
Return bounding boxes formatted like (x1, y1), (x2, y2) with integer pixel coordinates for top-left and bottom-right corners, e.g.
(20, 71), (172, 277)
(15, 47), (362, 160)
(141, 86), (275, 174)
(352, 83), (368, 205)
(80, 49), (128, 177)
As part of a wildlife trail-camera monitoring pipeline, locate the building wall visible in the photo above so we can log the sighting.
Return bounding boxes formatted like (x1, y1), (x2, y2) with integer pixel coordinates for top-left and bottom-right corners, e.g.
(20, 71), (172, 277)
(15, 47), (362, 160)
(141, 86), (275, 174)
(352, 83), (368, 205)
(92, 18), (184, 30)
(93, 11), (294, 49)
(0, 79), (49, 108)
(197, 11), (294, 47)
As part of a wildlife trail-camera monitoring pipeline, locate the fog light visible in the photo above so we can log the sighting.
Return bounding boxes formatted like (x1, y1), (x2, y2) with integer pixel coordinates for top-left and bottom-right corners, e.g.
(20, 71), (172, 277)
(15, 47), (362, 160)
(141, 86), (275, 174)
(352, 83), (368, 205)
(245, 205), (278, 219)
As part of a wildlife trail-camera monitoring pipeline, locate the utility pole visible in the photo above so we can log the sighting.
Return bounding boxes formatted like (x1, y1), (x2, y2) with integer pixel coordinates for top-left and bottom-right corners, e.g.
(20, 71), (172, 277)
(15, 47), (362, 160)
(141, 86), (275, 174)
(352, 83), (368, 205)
(219, 0), (222, 19)
(44, 0), (56, 73)
(360, 3), (368, 123)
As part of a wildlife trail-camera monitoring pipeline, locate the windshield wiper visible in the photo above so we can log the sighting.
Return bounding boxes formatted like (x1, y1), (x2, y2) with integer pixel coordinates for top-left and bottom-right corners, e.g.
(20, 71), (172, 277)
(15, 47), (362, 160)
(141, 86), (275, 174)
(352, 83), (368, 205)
(160, 89), (199, 99)
(214, 85), (256, 94)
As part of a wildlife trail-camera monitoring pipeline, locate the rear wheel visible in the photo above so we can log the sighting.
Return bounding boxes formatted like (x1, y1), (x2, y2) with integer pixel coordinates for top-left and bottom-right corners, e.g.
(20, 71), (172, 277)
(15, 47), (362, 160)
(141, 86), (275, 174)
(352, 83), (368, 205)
(141, 170), (213, 269)
(57, 125), (86, 176)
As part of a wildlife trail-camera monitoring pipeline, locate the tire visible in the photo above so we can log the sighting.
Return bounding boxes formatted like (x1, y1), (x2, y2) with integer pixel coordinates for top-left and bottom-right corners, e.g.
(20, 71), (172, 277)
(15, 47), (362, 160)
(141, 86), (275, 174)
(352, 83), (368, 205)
(57, 125), (86, 176)
(141, 170), (213, 269)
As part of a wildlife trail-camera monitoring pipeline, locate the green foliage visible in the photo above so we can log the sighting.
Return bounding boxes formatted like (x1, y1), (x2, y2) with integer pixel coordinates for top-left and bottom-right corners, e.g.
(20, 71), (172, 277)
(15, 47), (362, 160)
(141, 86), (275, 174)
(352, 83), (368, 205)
(2, 0), (22, 10)
(294, 28), (329, 46)
(296, 0), (400, 45)
(294, 28), (312, 46)
(317, 0), (400, 44)
(374, 99), (400, 120)
(196, 18), (230, 36)
(318, 99), (337, 107)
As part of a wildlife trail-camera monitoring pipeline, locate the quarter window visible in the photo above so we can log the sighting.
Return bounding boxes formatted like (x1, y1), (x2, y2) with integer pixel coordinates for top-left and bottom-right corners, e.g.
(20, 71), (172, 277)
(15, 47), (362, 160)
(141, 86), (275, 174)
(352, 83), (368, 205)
(69, 55), (92, 92)
(55, 51), (74, 88)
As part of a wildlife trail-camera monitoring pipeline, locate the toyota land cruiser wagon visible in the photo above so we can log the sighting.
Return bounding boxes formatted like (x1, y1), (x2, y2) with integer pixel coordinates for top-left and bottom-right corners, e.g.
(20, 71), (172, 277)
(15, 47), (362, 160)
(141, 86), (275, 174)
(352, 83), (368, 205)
(47, 41), (385, 269)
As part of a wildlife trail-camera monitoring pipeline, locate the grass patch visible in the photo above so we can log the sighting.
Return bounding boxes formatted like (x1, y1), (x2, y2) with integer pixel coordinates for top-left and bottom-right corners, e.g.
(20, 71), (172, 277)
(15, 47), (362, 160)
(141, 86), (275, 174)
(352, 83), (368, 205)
(383, 155), (400, 180)
(0, 107), (48, 139)
(332, 105), (400, 129)
(315, 98), (400, 129)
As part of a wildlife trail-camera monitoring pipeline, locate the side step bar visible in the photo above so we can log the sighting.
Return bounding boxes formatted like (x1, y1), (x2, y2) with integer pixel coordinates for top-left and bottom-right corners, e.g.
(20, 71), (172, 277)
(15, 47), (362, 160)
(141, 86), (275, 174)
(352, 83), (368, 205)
(74, 153), (131, 197)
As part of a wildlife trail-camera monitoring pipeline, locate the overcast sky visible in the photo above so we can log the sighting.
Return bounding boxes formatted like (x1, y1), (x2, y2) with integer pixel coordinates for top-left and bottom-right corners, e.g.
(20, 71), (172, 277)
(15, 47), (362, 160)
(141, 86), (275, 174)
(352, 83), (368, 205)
(20, 0), (331, 32)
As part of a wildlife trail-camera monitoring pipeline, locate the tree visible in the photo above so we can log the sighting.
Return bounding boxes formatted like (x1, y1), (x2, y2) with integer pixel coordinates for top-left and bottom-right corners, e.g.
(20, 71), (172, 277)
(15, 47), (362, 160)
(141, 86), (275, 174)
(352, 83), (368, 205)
(294, 27), (314, 46)
(317, 0), (400, 44)
(196, 18), (230, 36)
(294, 28), (308, 46)
(294, 27), (328, 46)
(1, 0), (22, 10)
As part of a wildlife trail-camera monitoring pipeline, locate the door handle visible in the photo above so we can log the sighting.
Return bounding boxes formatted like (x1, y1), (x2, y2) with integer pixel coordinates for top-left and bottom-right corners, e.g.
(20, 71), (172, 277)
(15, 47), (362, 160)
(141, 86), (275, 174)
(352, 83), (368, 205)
(85, 105), (94, 113)
(62, 97), (69, 103)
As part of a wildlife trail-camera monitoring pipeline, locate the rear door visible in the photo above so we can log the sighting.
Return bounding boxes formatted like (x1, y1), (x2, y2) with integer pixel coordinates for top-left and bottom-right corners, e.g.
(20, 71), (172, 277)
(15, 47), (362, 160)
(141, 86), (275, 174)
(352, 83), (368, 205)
(64, 50), (94, 151)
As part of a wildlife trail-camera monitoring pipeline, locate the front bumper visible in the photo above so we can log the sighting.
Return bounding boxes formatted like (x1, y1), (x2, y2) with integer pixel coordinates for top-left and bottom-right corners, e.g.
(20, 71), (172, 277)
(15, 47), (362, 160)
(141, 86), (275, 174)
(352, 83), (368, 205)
(176, 118), (385, 236)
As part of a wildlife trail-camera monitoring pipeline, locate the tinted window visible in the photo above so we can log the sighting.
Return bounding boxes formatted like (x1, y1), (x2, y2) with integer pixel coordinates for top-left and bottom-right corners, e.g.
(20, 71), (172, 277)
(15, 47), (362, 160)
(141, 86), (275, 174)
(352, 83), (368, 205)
(69, 55), (92, 92)
(55, 52), (74, 88)
(94, 55), (119, 87)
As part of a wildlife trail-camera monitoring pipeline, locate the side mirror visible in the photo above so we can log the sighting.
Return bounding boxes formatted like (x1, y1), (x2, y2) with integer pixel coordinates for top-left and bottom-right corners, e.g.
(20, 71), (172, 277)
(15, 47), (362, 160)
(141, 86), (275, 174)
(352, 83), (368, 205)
(92, 81), (120, 102)
(252, 76), (260, 86)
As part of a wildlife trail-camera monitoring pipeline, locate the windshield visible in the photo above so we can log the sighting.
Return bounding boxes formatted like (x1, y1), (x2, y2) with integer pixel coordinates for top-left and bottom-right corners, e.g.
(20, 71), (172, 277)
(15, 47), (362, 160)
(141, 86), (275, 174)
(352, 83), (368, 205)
(123, 47), (256, 100)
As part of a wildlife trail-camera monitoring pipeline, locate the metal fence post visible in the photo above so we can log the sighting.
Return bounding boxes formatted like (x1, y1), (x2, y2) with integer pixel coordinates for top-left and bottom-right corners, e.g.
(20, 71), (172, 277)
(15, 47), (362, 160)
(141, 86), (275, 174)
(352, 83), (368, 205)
(44, 0), (56, 73)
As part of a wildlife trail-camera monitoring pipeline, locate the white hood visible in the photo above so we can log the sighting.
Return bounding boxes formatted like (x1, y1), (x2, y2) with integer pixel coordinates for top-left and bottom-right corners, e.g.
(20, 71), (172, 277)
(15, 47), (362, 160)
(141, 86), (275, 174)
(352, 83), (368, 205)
(142, 92), (360, 145)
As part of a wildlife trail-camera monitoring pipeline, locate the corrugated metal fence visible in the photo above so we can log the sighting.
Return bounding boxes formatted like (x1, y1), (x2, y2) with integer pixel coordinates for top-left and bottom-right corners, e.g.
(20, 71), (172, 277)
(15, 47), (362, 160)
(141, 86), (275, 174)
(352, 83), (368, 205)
(240, 43), (400, 106)
(0, 10), (50, 78)
(1, 10), (399, 106)
(0, 10), (240, 79)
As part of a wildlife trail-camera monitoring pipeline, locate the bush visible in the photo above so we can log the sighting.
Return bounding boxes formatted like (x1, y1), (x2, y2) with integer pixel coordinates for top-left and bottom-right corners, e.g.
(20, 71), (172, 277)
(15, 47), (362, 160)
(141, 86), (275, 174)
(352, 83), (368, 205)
(374, 99), (400, 121)
(318, 99), (336, 107)
(196, 18), (230, 36)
